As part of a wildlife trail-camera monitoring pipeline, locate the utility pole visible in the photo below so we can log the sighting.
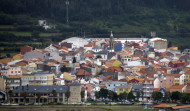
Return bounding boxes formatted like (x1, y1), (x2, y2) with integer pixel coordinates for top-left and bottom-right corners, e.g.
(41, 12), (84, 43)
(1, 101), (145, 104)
(66, 0), (69, 26)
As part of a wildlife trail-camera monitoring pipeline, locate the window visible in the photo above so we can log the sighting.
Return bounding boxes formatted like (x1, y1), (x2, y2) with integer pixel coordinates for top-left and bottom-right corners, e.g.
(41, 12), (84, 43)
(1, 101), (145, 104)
(11, 71), (13, 73)
(73, 88), (76, 92)
(119, 88), (123, 91)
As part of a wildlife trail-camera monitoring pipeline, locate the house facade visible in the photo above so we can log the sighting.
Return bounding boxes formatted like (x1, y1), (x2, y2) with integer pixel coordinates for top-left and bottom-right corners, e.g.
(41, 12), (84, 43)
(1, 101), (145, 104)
(21, 71), (55, 86)
(143, 78), (161, 101)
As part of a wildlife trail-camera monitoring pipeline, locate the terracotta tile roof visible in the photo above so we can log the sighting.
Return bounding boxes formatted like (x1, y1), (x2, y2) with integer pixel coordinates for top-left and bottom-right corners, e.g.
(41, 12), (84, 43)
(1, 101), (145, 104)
(46, 64), (55, 67)
(170, 85), (186, 89)
(99, 85), (106, 89)
(104, 64), (112, 68)
(59, 46), (68, 50)
(84, 53), (94, 57)
(154, 88), (160, 92)
(163, 73), (182, 77)
(163, 67), (172, 69)
(119, 79), (127, 82)
(135, 66), (147, 69)
(185, 70), (190, 75)
(96, 77), (103, 81)
(165, 88), (170, 92)
(8, 75), (21, 78)
(172, 105), (190, 110)
(171, 61), (185, 64)
(108, 66), (123, 72)
(84, 44), (92, 47)
(0, 58), (12, 64)
(76, 50), (83, 53)
(106, 75), (113, 79)
(154, 103), (172, 108)
(77, 69), (91, 76)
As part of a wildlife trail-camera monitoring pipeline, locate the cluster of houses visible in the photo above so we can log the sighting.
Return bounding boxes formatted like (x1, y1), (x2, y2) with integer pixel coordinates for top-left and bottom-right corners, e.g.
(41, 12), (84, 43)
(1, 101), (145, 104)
(0, 32), (190, 105)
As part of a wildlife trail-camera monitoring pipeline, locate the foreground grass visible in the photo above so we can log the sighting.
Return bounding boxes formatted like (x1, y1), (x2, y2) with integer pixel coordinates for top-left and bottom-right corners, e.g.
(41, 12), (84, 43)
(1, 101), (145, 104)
(0, 105), (153, 111)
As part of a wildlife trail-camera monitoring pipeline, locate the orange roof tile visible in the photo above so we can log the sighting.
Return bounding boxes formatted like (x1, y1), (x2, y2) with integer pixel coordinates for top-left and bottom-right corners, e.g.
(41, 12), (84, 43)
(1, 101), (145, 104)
(77, 69), (91, 76)
(84, 44), (92, 47)
(185, 70), (190, 75)
(172, 105), (190, 110)
(99, 85), (106, 89)
(96, 77), (103, 81)
(154, 88), (160, 92)
(154, 104), (172, 108)
(84, 53), (94, 57)
(170, 85), (186, 89)
(0, 58), (12, 64)
(8, 75), (21, 78)
(104, 64), (112, 68)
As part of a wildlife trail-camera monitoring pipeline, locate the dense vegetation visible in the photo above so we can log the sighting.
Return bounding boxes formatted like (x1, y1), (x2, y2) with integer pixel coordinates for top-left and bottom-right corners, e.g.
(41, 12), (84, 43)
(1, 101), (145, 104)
(0, 0), (190, 55)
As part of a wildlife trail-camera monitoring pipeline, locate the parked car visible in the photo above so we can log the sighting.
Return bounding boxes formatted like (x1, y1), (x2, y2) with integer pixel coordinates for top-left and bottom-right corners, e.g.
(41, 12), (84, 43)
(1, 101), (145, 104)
(124, 100), (134, 105)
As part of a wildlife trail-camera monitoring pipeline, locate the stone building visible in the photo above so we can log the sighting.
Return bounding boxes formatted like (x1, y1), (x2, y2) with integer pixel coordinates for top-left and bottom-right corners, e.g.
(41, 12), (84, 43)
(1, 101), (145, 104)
(148, 37), (167, 50)
(10, 81), (81, 104)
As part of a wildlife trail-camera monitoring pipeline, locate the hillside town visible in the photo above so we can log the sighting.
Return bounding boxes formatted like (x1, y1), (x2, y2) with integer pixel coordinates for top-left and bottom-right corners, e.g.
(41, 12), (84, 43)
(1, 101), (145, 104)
(0, 32), (190, 108)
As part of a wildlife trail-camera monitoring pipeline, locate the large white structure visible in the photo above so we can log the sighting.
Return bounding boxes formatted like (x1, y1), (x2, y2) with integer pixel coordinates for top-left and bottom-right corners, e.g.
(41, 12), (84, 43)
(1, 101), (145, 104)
(65, 37), (88, 48)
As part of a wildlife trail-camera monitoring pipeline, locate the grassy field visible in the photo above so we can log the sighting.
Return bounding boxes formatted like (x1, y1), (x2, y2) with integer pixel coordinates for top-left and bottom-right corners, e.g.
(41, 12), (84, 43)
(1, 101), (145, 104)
(0, 105), (153, 111)
(0, 31), (61, 37)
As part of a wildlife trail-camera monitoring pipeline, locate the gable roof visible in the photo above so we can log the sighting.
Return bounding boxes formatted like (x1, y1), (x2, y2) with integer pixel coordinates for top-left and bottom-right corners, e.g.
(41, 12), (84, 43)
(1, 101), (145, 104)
(77, 69), (92, 76)
(84, 53), (94, 57)
(170, 85), (186, 89)
(0, 58), (12, 64)
(154, 103), (172, 108)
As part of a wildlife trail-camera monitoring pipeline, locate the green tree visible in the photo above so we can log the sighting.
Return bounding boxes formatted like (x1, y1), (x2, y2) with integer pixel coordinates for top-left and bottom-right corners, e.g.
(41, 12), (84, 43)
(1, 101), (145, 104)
(108, 90), (114, 101)
(112, 92), (118, 101)
(31, 30), (40, 38)
(118, 93), (124, 101)
(72, 57), (76, 63)
(99, 88), (108, 100)
(21, 92), (28, 105)
(6, 53), (11, 58)
(81, 90), (85, 102)
(168, 41), (172, 47)
(181, 93), (190, 104)
(36, 92), (41, 105)
(152, 91), (163, 103)
(95, 91), (99, 101)
(136, 91), (141, 102)
(171, 91), (181, 102)
(65, 91), (70, 104)
(60, 65), (68, 73)
(127, 92), (135, 102)
(96, 55), (102, 59)
(163, 92), (170, 102)
(8, 90), (13, 104)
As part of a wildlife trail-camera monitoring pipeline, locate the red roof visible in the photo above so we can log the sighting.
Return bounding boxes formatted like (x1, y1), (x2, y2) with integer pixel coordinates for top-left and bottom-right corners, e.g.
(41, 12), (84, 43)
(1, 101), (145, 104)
(84, 53), (94, 57)
(77, 69), (91, 76)
(154, 103), (172, 108)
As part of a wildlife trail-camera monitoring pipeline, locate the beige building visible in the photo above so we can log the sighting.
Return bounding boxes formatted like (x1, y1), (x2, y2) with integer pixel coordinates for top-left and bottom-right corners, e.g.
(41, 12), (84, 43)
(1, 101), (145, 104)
(1, 65), (22, 77)
(148, 37), (167, 50)
(0, 75), (6, 92)
(68, 81), (81, 104)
